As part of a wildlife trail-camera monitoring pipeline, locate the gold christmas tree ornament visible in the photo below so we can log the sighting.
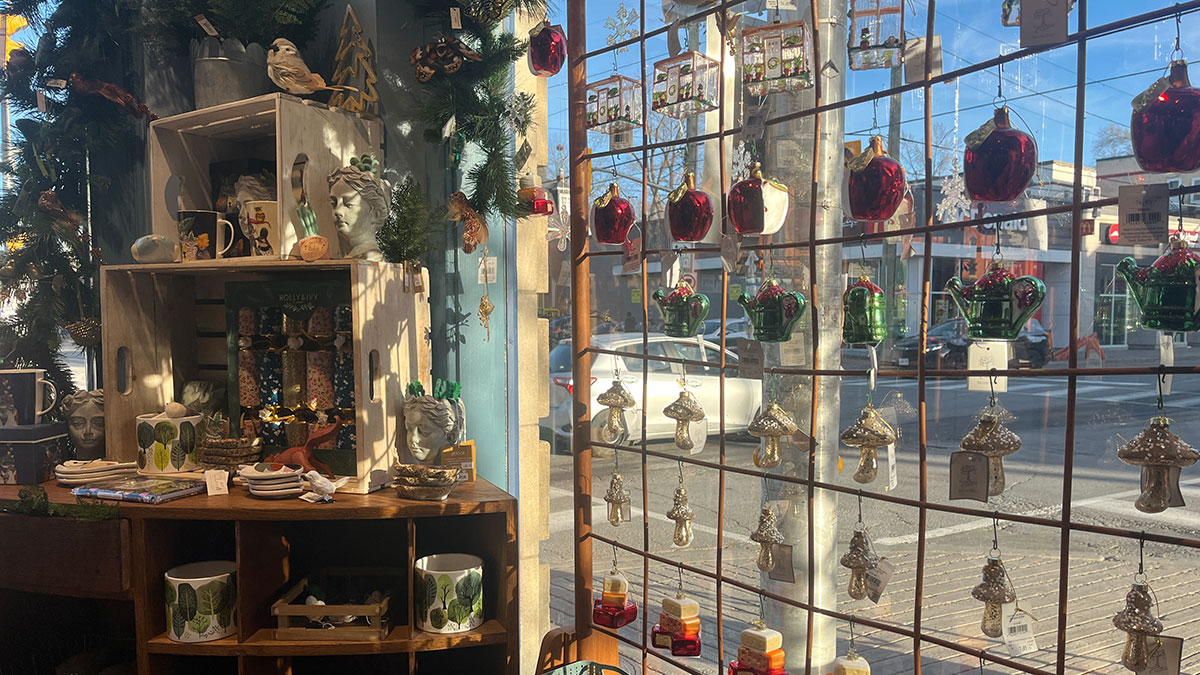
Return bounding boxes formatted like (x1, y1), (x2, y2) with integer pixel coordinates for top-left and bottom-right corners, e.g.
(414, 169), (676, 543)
(960, 410), (1022, 496)
(667, 485), (695, 547)
(971, 555), (1016, 638)
(1117, 416), (1199, 513)
(596, 379), (636, 444)
(663, 388), (705, 451)
(750, 506), (785, 571)
(749, 402), (798, 469)
(840, 404), (896, 484)
(839, 528), (878, 600)
(604, 468), (630, 527)
(1112, 581), (1162, 671)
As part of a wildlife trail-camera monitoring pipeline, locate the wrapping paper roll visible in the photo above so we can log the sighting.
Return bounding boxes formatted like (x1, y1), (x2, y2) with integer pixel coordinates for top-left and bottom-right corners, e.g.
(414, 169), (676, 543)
(259, 350), (282, 406)
(282, 313), (304, 336)
(334, 305), (353, 332)
(307, 351), (335, 409)
(334, 351), (355, 408)
(282, 350), (307, 408)
(308, 306), (335, 338)
(261, 421), (286, 447)
(337, 423), (356, 451)
(258, 307), (283, 335)
(238, 307), (258, 336)
(285, 421), (309, 447)
(238, 350), (260, 408)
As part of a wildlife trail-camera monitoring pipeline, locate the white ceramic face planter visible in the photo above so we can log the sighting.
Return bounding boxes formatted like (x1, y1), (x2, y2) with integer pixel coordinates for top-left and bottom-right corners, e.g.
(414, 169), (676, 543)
(326, 162), (386, 262)
(401, 395), (466, 465)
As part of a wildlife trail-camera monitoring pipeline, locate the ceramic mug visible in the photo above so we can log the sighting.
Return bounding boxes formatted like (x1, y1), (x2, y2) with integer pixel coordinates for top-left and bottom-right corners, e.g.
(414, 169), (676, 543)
(242, 200), (279, 257)
(414, 553), (483, 634)
(177, 210), (234, 261)
(165, 561), (237, 643)
(135, 413), (203, 473)
(0, 369), (57, 426)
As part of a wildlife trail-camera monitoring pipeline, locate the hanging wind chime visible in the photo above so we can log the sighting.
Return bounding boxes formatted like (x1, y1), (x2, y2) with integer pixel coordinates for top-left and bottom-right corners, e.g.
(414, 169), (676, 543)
(960, 383), (1022, 497)
(971, 518), (1017, 639)
(1131, 12), (1200, 174)
(652, 568), (702, 657)
(667, 461), (694, 547)
(593, 545), (638, 629)
(750, 506), (785, 572)
(739, 279), (808, 343)
(1112, 537), (1163, 672)
(663, 378), (705, 452)
(840, 493), (879, 600)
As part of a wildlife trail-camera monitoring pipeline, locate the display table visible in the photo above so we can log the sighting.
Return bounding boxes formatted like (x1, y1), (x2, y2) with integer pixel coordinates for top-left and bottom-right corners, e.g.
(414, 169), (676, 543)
(0, 479), (517, 675)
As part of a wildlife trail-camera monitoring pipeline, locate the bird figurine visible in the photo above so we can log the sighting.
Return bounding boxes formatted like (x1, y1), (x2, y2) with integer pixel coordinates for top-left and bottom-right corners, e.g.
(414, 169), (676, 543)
(267, 38), (354, 95)
(447, 191), (489, 254)
(303, 470), (348, 502)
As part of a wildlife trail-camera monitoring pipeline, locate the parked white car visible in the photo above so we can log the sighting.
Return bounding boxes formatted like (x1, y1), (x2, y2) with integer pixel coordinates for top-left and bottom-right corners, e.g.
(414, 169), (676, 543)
(542, 333), (762, 452)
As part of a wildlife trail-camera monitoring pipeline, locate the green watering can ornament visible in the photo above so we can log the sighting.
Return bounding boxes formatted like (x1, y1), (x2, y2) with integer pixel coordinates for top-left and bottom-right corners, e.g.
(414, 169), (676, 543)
(1117, 238), (1200, 333)
(738, 279), (807, 343)
(652, 281), (710, 338)
(842, 275), (887, 345)
(945, 262), (1045, 340)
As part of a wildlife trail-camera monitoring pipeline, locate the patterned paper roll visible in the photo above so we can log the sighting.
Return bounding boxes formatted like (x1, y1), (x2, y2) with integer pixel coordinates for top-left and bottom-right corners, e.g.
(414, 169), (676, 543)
(238, 307), (258, 336)
(337, 423), (357, 451)
(258, 307), (283, 335)
(238, 350), (260, 407)
(282, 350), (307, 408)
(282, 313), (304, 336)
(335, 305), (353, 332)
(285, 421), (309, 447)
(334, 351), (355, 409)
(261, 421), (286, 447)
(308, 306), (335, 338)
(306, 351), (335, 409)
(259, 350), (283, 406)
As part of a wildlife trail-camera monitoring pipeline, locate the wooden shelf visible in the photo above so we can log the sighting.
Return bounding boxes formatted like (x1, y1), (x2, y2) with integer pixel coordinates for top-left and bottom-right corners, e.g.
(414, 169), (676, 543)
(145, 620), (507, 656)
(103, 258), (390, 275)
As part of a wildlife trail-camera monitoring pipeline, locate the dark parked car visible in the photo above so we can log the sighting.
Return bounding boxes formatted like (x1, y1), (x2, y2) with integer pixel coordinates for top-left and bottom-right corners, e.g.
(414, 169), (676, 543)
(891, 317), (1049, 370)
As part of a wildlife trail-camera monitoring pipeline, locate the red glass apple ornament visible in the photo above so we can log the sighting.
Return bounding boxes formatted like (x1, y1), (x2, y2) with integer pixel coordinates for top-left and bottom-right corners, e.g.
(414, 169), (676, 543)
(592, 183), (636, 244)
(1132, 60), (1200, 174)
(847, 135), (908, 222)
(668, 172), (713, 242)
(964, 106), (1037, 203)
(729, 163), (790, 237)
(528, 21), (567, 77)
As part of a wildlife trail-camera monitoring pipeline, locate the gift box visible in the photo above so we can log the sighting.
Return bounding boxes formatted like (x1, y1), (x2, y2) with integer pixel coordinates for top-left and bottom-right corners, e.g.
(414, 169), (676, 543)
(592, 598), (637, 628)
(0, 422), (68, 484)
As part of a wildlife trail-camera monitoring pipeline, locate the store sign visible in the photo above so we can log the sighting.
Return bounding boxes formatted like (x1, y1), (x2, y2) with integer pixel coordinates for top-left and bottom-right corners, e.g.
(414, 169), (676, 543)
(1105, 222), (1120, 244)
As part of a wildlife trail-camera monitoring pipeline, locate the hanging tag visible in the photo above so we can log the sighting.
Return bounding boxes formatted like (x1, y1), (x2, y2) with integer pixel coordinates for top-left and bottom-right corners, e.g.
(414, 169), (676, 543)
(886, 443), (898, 491)
(666, 19), (682, 57)
(1137, 635), (1184, 675)
(765, 0), (799, 9)
(514, 139), (532, 171)
(967, 342), (1008, 392)
(407, 261), (426, 293)
(903, 36), (943, 84)
(449, 7), (463, 30)
(720, 233), (741, 273)
(1158, 341), (1174, 396)
(1142, 465), (1186, 508)
(478, 256), (497, 284)
(621, 237), (642, 274)
(868, 344), (878, 392)
(1119, 184), (1170, 245)
(36, 90), (47, 113)
(737, 338), (764, 379)
(738, 100), (769, 142)
(1002, 604), (1039, 656)
(661, 248), (680, 287)
(194, 14), (220, 37)
(865, 557), (894, 603)
(767, 544), (796, 583)
(1019, 0), (1068, 49)
(45, 78), (67, 89)
(441, 115), (457, 141)
(620, 501), (631, 522)
(793, 428), (815, 453)
(949, 451), (990, 502)
(204, 469), (229, 496)
(612, 130), (634, 151)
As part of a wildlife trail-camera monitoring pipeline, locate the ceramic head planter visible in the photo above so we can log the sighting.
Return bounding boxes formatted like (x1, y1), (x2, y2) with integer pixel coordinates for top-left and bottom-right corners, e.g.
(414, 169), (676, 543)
(1117, 238), (1200, 332)
(61, 390), (105, 460)
(328, 153), (388, 261)
(945, 263), (1045, 340)
(401, 380), (466, 465)
(652, 282), (710, 338)
(738, 279), (807, 343)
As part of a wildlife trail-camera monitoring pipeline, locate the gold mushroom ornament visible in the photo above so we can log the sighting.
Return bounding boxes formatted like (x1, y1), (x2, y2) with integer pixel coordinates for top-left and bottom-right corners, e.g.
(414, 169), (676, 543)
(749, 402), (798, 470)
(840, 405), (896, 484)
(596, 379), (637, 444)
(663, 388), (705, 452)
(960, 410), (1022, 497)
(839, 527), (878, 600)
(1113, 579), (1163, 672)
(749, 506), (785, 572)
(1117, 416), (1199, 514)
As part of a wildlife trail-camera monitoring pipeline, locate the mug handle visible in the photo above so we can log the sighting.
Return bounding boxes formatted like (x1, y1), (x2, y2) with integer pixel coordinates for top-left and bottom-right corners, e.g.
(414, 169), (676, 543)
(36, 378), (57, 417)
(217, 219), (235, 256)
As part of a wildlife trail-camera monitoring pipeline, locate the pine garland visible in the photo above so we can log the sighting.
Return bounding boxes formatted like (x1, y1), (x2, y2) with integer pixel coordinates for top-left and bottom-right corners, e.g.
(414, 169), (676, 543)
(140, 0), (330, 50)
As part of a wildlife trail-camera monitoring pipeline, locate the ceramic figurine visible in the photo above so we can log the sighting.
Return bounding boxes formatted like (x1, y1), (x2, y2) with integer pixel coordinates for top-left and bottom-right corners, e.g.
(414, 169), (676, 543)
(328, 154), (387, 261)
(267, 38), (348, 95)
(401, 380), (466, 465)
(61, 390), (104, 460)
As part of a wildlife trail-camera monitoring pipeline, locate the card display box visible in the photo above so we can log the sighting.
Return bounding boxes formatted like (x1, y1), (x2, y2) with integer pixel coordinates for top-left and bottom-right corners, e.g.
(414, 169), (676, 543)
(0, 421), (68, 484)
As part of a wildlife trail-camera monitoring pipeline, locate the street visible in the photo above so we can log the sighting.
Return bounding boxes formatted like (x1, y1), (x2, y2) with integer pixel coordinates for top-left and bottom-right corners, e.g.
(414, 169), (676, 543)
(542, 368), (1200, 673)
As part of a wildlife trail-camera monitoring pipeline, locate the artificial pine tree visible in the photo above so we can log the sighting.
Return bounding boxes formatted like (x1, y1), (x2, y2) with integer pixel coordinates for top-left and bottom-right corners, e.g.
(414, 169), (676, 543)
(327, 6), (378, 114)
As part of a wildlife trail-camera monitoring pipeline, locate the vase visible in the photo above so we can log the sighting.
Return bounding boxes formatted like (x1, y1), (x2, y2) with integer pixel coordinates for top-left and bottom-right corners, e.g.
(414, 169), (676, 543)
(191, 37), (272, 110)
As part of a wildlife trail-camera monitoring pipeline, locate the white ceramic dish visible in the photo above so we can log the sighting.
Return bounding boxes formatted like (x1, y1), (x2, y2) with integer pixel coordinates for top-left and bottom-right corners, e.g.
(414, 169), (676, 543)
(238, 463), (303, 481)
(247, 481), (303, 493)
(55, 460), (137, 475)
(248, 487), (303, 499)
(55, 470), (138, 485)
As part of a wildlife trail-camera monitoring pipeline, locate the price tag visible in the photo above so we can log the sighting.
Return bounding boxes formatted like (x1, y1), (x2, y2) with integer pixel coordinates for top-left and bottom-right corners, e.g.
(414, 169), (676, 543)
(865, 557), (894, 604)
(661, 248), (679, 287)
(949, 451), (990, 502)
(720, 233), (741, 273)
(449, 7), (462, 30)
(620, 501), (631, 522)
(886, 443), (898, 491)
(1002, 604), (1039, 656)
(1020, 0), (1069, 49)
(514, 139), (532, 170)
(739, 100), (769, 143)
(477, 256), (497, 284)
(557, 264), (571, 287)
(737, 338), (764, 379)
(767, 544), (796, 583)
(612, 130), (634, 151)
(1158, 339), (1174, 396)
(441, 114), (457, 141)
(194, 14), (220, 37)
(968, 341), (1009, 392)
(1142, 465), (1186, 508)
(765, 0), (798, 8)
(36, 90), (47, 113)
(621, 237), (642, 274)
(45, 78), (67, 89)
(1119, 183), (1169, 245)
(903, 35), (943, 84)
(204, 469), (229, 496)
(1138, 635), (1184, 675)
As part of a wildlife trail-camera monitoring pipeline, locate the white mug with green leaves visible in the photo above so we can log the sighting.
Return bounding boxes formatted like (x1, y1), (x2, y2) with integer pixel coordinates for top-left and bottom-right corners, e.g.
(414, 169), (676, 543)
(165, 561), (237, 643)
(414, 554), (483, 633)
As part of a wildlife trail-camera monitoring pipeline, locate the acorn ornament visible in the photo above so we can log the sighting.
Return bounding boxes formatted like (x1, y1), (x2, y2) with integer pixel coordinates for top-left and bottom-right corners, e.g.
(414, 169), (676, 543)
(1116, 416), (1199, 514)
(1113, 580), (1163, 671)
(663, 388), (705, 452)
(840, 405), (896, 484)
(960, 410), (1022, 497)
(749, 401), (798, 470)
(596, 379), (636, 444)
(750, 506), (785, 572)
(840, 527), (878, 600)
(971, 555), (1016, 638)
(604, 468), (630, 527)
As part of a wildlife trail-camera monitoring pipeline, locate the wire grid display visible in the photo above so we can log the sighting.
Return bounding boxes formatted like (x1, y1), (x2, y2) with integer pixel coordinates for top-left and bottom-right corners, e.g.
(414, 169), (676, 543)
(565, 1), (1200, 674)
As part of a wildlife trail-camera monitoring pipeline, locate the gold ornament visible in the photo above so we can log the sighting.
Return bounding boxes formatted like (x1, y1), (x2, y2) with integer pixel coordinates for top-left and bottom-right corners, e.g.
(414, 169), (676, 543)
(748, 401), (797, 469)
(1113, 580), (1162, 672)
(840, 404), (896, 484)
(666, 485), (694, 547)
(478, 293), (494, 341)
(749, 506), (785, 571)
(971, 556), (1016, 638)
(604, 468), (630, 527)
(663, 388), (704, 451)
(596, 379), (636, 444)
(1117, 416), (1198, 513)
(960, 411), (1022, 496)
(839, 528), (878, 600)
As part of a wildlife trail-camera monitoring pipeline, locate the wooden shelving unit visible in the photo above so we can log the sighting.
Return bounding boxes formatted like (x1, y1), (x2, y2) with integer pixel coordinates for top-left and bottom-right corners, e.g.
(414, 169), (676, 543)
(0, 480), (518, 674)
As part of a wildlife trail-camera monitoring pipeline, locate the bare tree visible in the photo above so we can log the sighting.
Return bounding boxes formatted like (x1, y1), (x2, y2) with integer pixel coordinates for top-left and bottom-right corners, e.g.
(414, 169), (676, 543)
(898, 122), (957, 182)
(1092, 123), (1133, 160)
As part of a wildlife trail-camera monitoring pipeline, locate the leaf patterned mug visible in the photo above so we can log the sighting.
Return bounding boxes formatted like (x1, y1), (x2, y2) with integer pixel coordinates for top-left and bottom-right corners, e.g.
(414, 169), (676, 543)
(414, 554), (483, 634)
(165, 561), (237, 643)
(135, 413), (203, 473)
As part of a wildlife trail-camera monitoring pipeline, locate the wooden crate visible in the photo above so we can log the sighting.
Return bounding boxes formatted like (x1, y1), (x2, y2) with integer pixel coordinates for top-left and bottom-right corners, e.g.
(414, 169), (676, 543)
(271, 567), (398, 641)
(99, 259), (431, 493)
(148, 93), (382, 259)
(0, 514), (130, 598)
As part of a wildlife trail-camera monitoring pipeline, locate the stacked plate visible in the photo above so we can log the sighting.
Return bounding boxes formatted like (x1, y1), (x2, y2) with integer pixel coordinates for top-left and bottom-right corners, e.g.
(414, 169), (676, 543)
(238, 463), (304, 499)
(55, 460), (138, 486)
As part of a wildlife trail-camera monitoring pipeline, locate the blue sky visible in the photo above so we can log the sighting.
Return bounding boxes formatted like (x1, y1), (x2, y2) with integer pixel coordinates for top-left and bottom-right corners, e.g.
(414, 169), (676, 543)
(542, 1), (1198, 171)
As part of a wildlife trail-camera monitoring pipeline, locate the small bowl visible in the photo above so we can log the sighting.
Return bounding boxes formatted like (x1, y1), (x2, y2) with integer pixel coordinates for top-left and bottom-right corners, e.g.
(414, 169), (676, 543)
(394, 482), (456, 501)
(393, 473), (457, 488)
(392, 464), (459, 483)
